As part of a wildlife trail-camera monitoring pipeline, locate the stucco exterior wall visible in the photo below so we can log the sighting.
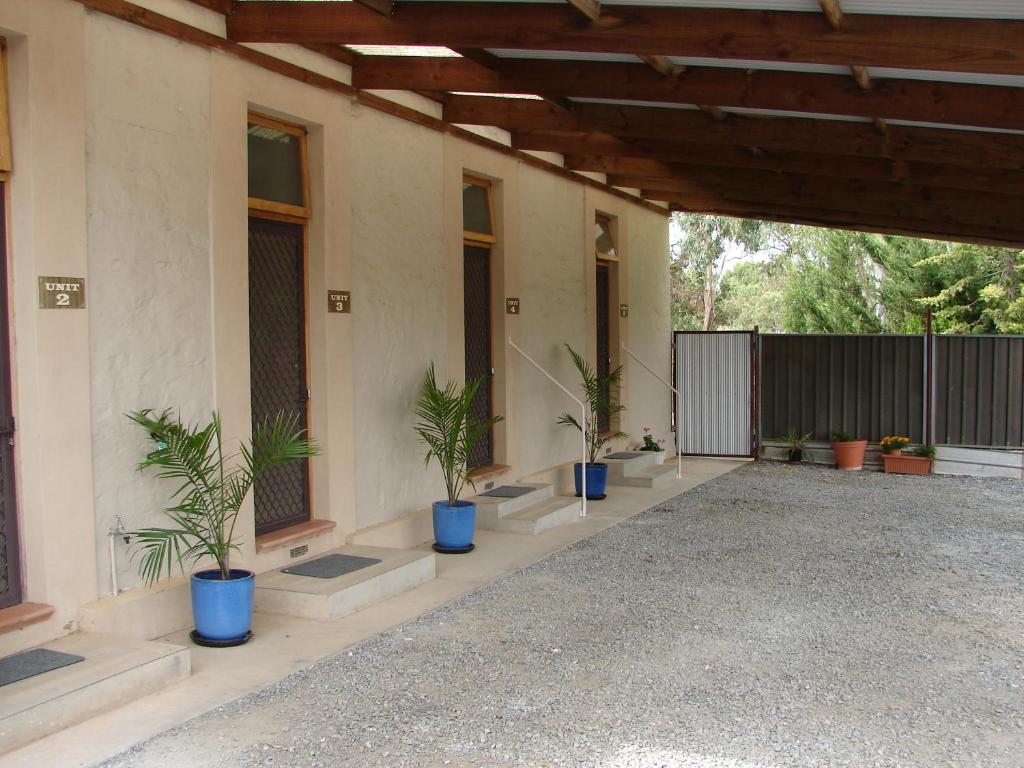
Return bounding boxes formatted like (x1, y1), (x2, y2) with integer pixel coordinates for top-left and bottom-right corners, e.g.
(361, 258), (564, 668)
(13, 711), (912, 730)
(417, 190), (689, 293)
(85, 14), (216, 597)
(350, 106), (448, 529)
(0, 0), (671, 648)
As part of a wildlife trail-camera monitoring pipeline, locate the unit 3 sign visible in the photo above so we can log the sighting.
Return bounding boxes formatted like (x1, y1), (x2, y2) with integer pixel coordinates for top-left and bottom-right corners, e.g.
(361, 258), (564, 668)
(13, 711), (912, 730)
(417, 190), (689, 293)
(38, 277), (86, 309)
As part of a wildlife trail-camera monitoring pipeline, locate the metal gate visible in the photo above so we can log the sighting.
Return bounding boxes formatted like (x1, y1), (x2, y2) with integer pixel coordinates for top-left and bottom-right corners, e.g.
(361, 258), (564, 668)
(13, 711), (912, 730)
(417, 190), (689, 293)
(674, 331), (755, 457)
(248, 218), (311, 535)
(464, 244), (493, 469)
(0, 182), (20, 609)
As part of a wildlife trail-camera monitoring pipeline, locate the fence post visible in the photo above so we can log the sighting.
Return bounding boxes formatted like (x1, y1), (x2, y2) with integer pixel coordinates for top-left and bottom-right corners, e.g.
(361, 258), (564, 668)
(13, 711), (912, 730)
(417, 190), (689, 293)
(925, 310), (934, 447)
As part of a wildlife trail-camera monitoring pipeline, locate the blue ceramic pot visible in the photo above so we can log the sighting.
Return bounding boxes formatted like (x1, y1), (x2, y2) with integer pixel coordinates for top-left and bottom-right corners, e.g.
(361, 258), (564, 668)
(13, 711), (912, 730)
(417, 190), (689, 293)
(573, 462), (609, 499)
(190, 569), (255, 642)
(432, 500), (476, 550)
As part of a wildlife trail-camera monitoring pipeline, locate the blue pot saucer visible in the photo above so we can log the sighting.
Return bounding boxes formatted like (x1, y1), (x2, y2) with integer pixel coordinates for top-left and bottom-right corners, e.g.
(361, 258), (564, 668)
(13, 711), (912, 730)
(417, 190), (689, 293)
(432, 542), (475, 555)
(189, 629), (253, 648)
(575, 493), (607, 500)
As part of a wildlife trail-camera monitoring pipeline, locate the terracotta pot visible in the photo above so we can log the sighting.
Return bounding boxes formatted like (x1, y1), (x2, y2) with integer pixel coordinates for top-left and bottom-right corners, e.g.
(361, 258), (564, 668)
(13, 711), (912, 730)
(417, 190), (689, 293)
(882, 453), (933, 475)
(831, 439), (867, 470)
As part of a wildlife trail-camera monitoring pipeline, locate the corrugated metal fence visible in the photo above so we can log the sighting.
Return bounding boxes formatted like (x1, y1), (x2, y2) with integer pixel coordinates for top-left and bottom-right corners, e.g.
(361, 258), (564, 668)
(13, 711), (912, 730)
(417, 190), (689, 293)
(674, 332), (1024, 453)
(760, 335), (925, 443)
(674, 331), (754, 457)
(934, 336), (1024, 448)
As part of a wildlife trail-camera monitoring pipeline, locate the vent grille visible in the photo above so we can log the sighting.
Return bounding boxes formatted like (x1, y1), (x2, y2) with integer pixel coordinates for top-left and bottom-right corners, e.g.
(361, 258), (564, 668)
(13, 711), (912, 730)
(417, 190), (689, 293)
(289, 544), (309, 559)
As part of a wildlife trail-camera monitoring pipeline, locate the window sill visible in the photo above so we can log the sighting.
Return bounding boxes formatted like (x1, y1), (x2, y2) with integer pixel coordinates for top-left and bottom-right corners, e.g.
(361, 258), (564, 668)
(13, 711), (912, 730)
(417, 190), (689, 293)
(255, 520), (337, 554)
(0, 602), (55, 636)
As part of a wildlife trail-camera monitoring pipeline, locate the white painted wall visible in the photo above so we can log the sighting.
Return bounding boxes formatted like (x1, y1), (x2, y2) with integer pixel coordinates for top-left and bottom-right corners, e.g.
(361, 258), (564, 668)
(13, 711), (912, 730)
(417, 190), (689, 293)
(85, 14), (216, 597)
(350, 106), (449, 529)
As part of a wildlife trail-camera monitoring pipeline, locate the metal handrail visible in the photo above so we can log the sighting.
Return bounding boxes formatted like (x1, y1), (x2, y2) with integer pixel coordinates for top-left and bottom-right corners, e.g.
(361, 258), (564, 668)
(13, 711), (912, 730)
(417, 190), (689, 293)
(508, 338), (588, 517)
(622, 344), (683, 479)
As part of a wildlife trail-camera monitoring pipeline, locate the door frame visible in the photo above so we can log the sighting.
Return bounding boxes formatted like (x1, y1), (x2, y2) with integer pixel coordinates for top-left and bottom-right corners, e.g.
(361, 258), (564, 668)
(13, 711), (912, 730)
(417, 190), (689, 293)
(0, 176), (21, 609)
(247, 111), (314, 535)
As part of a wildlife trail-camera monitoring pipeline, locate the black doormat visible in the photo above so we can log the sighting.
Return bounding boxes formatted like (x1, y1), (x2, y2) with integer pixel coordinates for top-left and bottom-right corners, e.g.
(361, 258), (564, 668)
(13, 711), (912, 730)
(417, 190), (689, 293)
(281, 553), (382, 579)
(480, 485), (535, 498)
(0, 648), (85, 687)
(606, 452), (645, 459)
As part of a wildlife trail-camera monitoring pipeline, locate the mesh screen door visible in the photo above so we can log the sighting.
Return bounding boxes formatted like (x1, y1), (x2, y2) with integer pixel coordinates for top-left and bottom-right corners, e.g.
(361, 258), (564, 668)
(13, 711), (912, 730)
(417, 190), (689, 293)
(596, 263), (611, 434)
(249, 218), (311, 535)
(0, 182), (19, 609)
(464, 244), (493, 469)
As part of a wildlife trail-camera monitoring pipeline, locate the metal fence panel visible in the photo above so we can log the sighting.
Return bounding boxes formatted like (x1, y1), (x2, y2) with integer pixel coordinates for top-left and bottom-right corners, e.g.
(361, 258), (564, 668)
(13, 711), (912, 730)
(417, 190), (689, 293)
(934, 335), (1024, 448)
(760, 335), (925, 443)
(674, 332), (753, 456)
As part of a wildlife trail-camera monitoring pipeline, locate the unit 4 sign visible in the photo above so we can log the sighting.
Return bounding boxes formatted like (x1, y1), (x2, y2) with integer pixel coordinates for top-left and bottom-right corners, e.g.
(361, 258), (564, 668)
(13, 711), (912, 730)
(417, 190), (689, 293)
(38, 277), (86, 309)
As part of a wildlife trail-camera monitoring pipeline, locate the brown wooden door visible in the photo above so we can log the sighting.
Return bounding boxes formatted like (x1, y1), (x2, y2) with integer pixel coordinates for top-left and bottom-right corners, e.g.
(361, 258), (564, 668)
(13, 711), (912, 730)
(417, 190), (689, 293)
(596, 262), (611, 434)
(464, 244), (493, 469)
(248, 217), (311, 535)
(0, 182), (20, 609)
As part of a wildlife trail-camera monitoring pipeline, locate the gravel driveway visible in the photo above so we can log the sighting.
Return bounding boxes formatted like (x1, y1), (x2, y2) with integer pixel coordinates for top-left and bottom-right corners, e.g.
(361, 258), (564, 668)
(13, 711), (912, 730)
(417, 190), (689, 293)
(105, 462), (1024, 768)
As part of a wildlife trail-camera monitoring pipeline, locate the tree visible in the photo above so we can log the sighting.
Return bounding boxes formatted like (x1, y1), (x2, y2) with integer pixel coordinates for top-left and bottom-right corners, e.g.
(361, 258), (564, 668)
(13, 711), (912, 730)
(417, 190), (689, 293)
(716, 260), (787, 332)
(670, 213), (763, 330)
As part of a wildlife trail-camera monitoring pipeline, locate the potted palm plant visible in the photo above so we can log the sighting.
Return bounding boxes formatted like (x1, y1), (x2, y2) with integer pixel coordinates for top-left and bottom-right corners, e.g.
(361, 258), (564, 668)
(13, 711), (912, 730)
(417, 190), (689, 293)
(128, 409), (317, 647)
(830, 427), (867, 471)
(782, 428), (812, 464)
(414, 363), (503, 554)
(557, 343), (626, 499)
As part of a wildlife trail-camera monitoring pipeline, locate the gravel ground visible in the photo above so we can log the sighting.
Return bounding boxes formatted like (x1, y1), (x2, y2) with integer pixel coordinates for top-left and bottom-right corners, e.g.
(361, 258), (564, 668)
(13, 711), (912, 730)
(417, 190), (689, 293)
(104, 463), (1024, 768)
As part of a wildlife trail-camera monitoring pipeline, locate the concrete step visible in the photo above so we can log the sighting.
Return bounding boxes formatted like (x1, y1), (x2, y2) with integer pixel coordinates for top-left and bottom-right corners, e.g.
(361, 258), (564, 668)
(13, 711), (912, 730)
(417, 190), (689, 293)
(609, 463), (678, 489)
(466, 483), (553, 517)
(254, 545), (436, 621)
(602, 451), (659, 483)
(0, 632), (190, 754)
(477, 496), (582, 535)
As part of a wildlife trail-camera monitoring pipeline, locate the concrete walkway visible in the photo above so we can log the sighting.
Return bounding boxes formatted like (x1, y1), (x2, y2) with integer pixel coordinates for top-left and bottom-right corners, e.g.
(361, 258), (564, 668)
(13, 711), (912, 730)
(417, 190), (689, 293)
(3, 458), (741, 768)
(19, 460), (1024, 766)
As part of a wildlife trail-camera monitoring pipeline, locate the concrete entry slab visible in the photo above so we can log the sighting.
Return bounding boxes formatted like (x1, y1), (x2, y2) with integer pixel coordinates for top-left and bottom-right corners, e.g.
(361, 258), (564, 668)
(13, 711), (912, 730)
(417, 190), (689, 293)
(255, 545), (436, 621)
(0, 633), (189, 755)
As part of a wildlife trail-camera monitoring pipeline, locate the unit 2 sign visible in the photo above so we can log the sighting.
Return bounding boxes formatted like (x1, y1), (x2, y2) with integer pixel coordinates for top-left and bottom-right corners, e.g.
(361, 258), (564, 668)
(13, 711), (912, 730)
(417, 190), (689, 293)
(38, 277), (86, 309)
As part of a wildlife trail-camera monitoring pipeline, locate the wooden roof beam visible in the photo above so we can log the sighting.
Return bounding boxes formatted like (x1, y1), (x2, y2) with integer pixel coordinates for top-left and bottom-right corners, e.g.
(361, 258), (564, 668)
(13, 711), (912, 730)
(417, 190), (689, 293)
(819, 0), (887, 135)
(662, 192), (1024, 249)
(444, 95), (1024, 171)
(226, 2), (1024, 77)
(354, 57), (1024, 132)
(554, 143), (1024, 196)
(567, 0), (601, 21)
(354, 0), (394, 15)
(453, 48), (573, 113)
(611, 170), (1023, 230)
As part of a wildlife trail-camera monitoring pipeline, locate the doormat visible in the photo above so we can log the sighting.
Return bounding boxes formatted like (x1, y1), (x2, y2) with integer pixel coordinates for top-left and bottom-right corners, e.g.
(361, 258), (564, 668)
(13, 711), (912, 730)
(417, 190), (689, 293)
(606, 452), (645, 459)
(0, 648), (85, 687)
(281, 554), (381, 579)
(480, 486), (536, 498)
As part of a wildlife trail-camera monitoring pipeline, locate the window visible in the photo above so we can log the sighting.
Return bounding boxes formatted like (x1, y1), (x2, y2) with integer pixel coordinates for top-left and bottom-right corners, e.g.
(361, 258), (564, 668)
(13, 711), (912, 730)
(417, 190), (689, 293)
(595, 215), (617, 260)
(0, 41), (11, 174)
(463, 176), (495, 243)
(247, 113), (308, 219)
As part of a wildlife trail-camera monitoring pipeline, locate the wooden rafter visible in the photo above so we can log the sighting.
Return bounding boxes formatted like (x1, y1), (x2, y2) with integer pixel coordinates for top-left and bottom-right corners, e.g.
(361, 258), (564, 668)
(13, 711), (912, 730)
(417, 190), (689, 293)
(638, 55), (685, 79)
(452, 48), (573, 113)
(443, 96), (1024, 171)
(553, 144), (1024, 196)
(353, 0), (394, 15)
(615, 170), (1022, 232)
(353, 57), (1024, 131)
(567, 0), (601, 21)
(664, 193), (1024, 249)
(226, 2), (1024, 77)
(818, 0), (887, 135)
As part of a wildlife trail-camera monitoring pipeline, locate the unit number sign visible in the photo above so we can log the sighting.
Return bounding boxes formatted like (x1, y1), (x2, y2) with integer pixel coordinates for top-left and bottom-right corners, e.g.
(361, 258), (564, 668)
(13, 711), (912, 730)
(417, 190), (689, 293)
(39, 277), (86, 309)
(328, 290), (351, 314)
